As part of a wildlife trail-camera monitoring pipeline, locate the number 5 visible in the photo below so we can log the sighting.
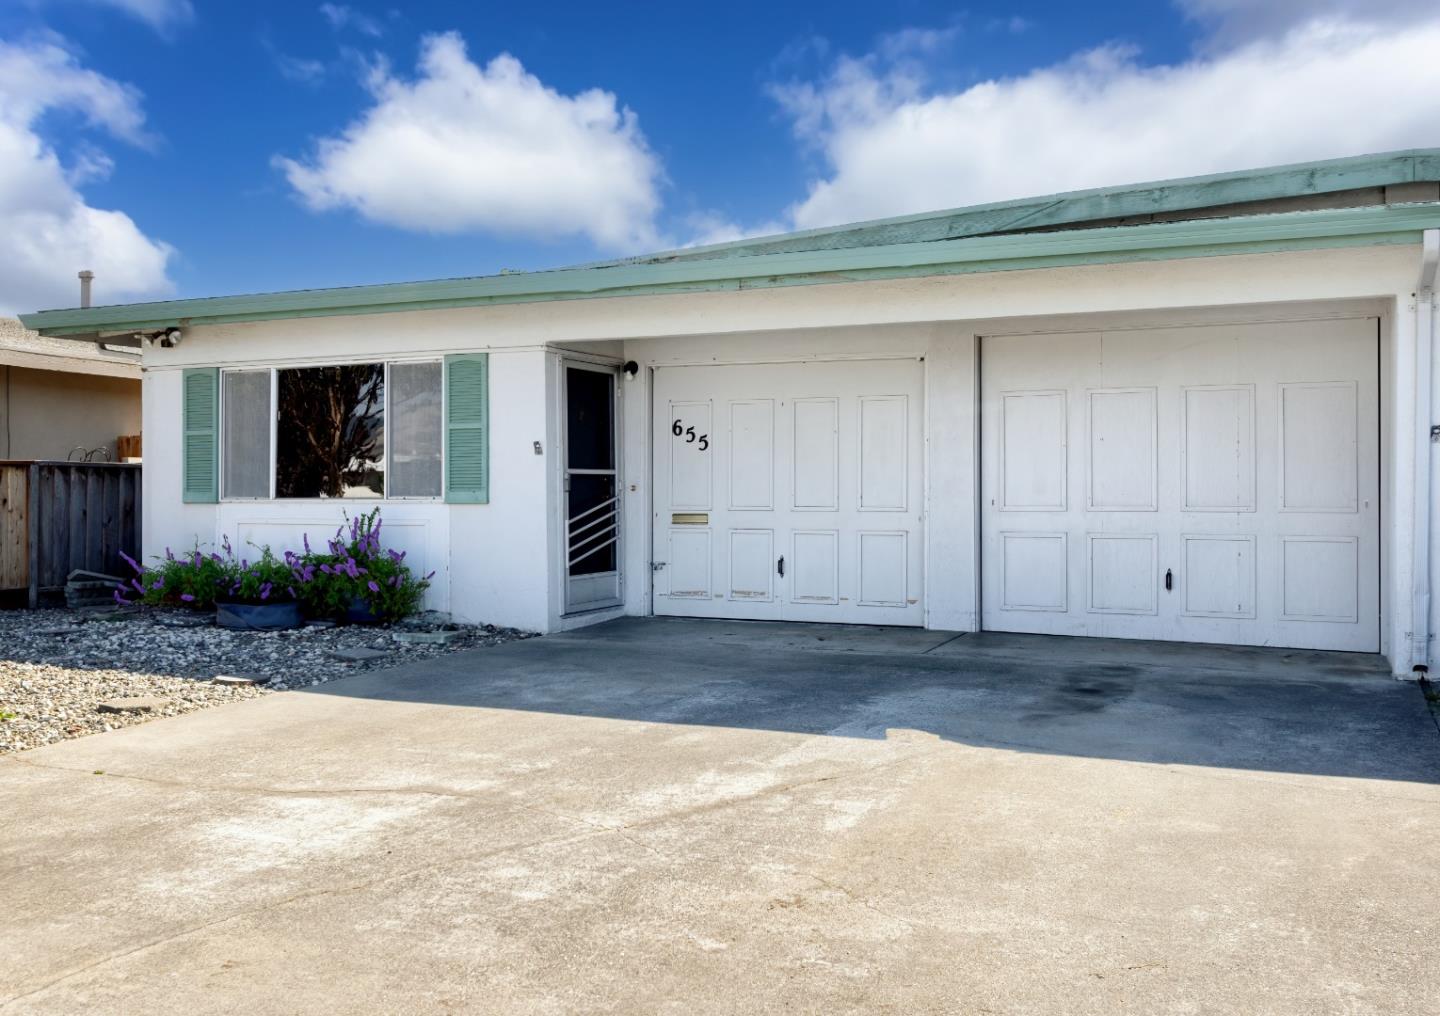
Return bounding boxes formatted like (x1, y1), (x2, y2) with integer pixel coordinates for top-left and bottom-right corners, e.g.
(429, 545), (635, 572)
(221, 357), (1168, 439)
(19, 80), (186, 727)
(685, 426), (696, 443)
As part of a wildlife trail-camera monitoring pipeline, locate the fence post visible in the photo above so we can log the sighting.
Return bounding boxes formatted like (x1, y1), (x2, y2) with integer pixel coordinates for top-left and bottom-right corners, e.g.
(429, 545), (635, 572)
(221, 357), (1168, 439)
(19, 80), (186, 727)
(26, 462), (39, 609)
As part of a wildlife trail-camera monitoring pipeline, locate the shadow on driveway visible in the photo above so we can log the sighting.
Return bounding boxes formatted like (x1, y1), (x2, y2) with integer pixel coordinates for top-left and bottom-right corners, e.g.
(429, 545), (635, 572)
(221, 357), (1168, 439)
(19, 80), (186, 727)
(303, 616), (1440, 786)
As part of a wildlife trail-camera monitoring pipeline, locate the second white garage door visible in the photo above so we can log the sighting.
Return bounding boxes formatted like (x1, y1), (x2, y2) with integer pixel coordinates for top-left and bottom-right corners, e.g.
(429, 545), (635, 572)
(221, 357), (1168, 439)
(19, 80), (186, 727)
(980, 317), (1379, 652)
(653, 359), (924, 625)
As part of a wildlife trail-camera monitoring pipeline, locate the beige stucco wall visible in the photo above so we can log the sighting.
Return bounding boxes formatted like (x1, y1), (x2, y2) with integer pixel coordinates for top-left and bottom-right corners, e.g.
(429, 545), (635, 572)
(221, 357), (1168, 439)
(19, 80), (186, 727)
(0, 365), (141, 461)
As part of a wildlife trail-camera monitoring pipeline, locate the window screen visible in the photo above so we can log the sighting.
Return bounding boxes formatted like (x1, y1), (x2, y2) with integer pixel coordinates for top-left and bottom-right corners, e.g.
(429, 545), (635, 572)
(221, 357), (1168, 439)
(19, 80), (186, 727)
(275, 364), (385, 498)
(222, 370), (271, 498)
(389, 362), (443, 497)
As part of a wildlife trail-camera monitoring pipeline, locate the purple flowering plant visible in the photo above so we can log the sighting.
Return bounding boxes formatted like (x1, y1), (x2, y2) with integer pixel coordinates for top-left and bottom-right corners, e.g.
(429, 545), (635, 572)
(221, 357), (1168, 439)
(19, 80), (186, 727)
(115, 535), (298, 610)
(300, 508), (433, 622)
(114, 508), (430, 621)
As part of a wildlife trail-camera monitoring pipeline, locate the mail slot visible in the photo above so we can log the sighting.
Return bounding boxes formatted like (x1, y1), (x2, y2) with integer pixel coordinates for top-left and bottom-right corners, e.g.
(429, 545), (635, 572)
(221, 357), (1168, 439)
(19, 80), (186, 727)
(671, 513), (709, 525)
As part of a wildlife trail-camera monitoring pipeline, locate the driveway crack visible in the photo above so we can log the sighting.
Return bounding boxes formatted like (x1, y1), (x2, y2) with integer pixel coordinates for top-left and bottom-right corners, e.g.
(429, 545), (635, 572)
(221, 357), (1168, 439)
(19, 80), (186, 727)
(799, 871), (921, 930)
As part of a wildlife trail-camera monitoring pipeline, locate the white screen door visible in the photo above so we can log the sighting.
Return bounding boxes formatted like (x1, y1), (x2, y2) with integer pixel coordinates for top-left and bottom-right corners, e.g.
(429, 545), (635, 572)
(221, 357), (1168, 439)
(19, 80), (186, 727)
(565, 363), (621, 613)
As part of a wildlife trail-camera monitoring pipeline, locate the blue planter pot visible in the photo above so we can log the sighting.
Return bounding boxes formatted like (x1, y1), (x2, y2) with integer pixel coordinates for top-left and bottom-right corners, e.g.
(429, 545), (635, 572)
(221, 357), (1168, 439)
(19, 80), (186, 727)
(345, 596), (382, 625)
(215, 601), (303, 631)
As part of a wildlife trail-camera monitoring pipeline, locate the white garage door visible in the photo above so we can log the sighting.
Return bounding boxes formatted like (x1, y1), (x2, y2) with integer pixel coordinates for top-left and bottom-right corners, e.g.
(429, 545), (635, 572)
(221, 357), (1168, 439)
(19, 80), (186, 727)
(653, 359), (924, 624)
(981, 318), (1379, 652)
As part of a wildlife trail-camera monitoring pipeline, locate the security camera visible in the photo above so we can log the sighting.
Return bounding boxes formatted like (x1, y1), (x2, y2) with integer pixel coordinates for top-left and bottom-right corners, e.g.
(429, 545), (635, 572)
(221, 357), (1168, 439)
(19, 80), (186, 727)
(156, 327), (183, 348)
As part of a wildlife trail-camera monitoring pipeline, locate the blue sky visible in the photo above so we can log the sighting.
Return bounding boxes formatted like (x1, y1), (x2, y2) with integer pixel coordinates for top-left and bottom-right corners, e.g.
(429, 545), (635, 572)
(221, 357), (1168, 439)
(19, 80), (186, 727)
(1, 0), (1438, 313)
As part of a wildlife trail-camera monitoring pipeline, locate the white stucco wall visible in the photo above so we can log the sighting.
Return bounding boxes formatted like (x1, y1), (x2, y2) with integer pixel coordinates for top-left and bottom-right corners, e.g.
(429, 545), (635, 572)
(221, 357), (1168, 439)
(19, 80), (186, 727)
(142, 344), (556, 632)
(138, 243), (1428, 670)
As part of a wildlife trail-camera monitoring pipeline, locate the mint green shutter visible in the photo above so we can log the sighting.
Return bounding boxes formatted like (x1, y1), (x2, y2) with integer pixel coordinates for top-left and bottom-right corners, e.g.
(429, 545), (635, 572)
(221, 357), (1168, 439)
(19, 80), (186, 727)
(444, 354), (489, 504)
(182, 368), (218, 504)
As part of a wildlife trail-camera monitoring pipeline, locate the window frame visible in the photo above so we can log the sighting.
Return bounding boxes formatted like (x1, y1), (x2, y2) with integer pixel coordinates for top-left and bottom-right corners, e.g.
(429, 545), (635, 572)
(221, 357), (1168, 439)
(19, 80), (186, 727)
(217, 357), (444, 504)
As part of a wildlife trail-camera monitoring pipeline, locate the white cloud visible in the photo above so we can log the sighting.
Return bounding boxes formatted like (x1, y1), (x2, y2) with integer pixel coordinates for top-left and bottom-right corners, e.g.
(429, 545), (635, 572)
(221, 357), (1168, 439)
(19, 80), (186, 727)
(1178, 0), (1437, 46)
(67, 0), (194, 32)
(683, 211), (788, 249)
(770, 14), (1440, 232)
(276, 32), (664, 251)
(987, 16), (1033, 35)
(273, 52), (326, 84)
(260, 34), (327, 85)
(0, 41), (173, 314)
(318, 3), (384, 38)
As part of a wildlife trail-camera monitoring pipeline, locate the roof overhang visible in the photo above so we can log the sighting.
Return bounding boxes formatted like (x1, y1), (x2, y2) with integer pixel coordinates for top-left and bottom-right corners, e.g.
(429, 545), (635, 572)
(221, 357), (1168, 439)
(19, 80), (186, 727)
(0, 346), (141, 378)
(20, 201), (1440, 339)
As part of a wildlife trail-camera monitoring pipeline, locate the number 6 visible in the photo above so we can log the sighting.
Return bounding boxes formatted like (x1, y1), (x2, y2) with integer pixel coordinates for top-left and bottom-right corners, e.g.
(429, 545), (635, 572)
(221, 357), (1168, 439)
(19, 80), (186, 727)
(672, 420), (683, 437)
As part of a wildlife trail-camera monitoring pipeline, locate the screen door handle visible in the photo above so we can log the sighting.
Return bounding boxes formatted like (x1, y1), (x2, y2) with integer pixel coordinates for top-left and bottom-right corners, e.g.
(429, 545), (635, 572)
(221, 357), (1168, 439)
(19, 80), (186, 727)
(1165, 568), (1173, 592)
(777, 556), (785, 578)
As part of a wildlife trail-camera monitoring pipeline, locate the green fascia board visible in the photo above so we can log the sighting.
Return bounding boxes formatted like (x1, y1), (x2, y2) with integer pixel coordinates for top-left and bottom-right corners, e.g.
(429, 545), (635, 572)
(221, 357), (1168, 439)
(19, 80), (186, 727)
(22, 202), (1440, 337)
(574, 148), (1440, 267)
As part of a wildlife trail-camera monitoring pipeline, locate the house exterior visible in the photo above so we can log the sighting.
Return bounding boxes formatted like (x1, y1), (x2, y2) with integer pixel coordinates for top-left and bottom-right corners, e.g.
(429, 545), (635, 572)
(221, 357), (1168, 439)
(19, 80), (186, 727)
(20, 150), (1440, 677)
(0, 317), (141, 462)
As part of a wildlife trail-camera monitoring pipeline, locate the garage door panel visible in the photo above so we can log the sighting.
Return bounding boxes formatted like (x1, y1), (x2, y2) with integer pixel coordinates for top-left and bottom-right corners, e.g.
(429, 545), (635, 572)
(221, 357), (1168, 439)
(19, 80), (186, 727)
(1001, 390), (1067, 511)
(791, 530), (838, 604)
(728, 400), (774, 510)
(728, 529), (774, 602)
(983, 318), (1378, 652)
(667, 529), (711, 600)
(793, 399), (838, 510)
(1087, 534), (1157, 615)
(1183, 385), (1256, 512)
(1088, 388), (1157, 511)
(859, 396), (908, 511)
(1182, 535), (1257, 619)
(858, 531), (909, 607)
(1279, 381), (1359, 513)
(669, 401), (713, 511)
(1281, 536), (1360, 622)
(1000, 532), (1068, 612)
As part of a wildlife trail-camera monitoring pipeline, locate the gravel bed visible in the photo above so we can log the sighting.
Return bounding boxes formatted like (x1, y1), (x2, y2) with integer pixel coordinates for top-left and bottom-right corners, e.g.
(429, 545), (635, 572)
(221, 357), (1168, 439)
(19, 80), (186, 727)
(0, 608), (535, 754)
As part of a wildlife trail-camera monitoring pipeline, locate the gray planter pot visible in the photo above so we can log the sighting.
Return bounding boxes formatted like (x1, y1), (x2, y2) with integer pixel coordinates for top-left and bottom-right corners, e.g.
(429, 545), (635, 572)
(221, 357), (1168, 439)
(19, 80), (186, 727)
(215, 601), (303, 631)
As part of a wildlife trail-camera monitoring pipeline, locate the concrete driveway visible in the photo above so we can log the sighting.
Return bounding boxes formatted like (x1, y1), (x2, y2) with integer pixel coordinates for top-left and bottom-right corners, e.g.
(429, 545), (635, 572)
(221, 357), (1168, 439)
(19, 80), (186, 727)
(2, 619), (1438, 1015)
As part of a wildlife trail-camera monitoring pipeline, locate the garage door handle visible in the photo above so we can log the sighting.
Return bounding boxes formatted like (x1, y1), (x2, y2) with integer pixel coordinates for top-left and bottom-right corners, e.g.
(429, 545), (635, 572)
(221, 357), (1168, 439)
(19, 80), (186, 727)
(1165, 569), (1173, 592)
(777, 556), (785, 578)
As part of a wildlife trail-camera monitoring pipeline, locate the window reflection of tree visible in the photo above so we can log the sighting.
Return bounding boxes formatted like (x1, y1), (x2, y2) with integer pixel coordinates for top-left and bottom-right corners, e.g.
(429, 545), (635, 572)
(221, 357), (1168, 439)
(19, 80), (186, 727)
(276, 365), (385, 498)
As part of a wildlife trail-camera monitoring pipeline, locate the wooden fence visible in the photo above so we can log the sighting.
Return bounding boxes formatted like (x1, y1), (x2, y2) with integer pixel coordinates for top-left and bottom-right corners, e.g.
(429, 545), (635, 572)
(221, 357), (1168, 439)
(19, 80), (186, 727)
(0, 461), (142, 607)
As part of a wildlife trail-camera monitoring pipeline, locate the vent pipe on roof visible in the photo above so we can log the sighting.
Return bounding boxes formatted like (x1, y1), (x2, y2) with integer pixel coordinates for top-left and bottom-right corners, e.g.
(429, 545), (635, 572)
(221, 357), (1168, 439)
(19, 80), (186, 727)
(78, 270), (94, 309)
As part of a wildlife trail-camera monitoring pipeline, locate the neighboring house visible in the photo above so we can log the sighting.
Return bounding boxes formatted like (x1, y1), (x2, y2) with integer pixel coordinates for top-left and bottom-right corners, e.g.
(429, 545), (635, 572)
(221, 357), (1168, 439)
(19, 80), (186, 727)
(0, 317), (141, 462)
(20, 149), (1440, 676)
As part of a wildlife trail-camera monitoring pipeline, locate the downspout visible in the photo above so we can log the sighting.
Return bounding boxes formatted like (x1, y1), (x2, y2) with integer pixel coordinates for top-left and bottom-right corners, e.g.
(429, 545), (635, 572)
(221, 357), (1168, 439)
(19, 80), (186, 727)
(1413, 228), (1439, 675)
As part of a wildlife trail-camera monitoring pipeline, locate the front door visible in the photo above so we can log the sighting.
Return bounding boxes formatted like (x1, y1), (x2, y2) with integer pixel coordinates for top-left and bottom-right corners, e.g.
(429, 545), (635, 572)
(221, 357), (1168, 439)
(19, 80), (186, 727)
(652, 359), (924, 624)
(564, 363), (621, 613)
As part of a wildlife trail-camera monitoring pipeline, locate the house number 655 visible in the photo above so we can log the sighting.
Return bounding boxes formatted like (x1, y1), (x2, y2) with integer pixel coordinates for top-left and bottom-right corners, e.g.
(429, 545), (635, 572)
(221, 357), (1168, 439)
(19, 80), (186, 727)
(672, 419), (710, 451)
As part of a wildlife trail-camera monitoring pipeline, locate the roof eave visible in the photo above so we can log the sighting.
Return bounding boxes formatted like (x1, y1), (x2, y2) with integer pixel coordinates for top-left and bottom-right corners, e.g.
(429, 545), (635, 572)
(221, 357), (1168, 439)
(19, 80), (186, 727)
(21, 202), (1440, 337)
(570, 147), (1440, 268)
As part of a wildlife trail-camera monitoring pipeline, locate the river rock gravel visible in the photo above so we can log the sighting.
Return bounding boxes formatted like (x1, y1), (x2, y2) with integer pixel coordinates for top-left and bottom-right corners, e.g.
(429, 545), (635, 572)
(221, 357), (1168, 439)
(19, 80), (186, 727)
(0, 608), (535, 754)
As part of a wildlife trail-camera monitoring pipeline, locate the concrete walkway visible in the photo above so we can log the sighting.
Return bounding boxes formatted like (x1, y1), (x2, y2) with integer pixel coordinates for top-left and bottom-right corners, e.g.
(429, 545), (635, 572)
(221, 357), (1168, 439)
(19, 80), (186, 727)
(2, 618), (1438, 1014)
